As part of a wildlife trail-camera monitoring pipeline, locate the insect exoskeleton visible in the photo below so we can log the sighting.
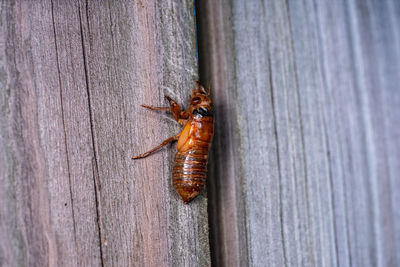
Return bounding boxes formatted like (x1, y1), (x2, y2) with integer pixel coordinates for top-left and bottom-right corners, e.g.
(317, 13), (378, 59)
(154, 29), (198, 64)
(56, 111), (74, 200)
(132, 82), (213, 203)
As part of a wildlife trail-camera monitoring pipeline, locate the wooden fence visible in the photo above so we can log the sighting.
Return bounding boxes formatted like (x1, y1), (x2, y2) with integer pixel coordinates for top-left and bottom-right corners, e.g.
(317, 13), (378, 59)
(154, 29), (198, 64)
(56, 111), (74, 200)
(1, 0), (399, 266)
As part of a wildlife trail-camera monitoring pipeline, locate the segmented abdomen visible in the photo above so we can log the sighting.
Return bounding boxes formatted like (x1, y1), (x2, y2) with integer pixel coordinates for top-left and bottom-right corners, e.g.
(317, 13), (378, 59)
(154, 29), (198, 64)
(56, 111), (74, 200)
(173, 147), (209, 203)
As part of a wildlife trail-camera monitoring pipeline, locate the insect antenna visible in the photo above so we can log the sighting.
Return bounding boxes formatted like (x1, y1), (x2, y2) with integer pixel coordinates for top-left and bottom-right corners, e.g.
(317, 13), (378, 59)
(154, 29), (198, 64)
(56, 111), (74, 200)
(195, 80), (208, 95)
(208, 79), (212, 96)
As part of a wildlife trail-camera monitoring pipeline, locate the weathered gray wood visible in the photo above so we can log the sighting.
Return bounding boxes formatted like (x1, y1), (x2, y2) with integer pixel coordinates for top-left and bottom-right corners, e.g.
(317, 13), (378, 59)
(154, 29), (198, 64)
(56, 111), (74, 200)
(0, 1), (209, 267)
(198, 0), (400, 266)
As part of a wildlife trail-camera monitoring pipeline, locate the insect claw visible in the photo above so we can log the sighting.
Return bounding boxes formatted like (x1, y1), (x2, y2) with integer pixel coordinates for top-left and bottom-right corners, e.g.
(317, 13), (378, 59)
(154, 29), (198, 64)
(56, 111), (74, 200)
(165, 95), (173, 102)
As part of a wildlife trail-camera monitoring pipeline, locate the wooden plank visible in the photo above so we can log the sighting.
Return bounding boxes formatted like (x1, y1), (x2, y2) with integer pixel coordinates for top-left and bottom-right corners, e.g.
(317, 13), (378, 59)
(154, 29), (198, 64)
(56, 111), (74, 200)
(197, 0), (400, 266)
(0, 1), (98, 266)
(79, 1), (209, 266)
(0, 1), (210, 266)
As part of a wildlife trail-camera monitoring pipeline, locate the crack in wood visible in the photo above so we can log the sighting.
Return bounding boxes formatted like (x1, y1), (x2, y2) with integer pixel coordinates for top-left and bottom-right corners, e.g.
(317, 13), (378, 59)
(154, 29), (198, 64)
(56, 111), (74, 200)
(267, 46), (289, 267)
(77, 3), (105, 267)
(50, 0), (78, 256)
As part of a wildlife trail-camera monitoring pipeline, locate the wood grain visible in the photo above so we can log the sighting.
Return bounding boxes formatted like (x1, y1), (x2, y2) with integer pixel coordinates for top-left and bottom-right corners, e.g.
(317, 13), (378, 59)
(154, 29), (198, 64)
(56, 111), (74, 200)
(2, 0), (399, 266)
(0, 1), (209, 266)
(197, 0), (400, 266)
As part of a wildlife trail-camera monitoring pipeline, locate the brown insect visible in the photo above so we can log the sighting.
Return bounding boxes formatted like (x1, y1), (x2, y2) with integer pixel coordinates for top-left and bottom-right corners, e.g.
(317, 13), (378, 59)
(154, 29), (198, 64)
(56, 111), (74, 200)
(132, 82), (214, 203)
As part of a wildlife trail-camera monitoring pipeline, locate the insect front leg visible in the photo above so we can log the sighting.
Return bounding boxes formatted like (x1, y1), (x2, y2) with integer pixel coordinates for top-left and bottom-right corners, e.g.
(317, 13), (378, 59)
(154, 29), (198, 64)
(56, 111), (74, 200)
(164, 95), (189, 124)
(141, 95), (189, 126)
(132, 133), (180, 160)
(140, 105), (170, 111)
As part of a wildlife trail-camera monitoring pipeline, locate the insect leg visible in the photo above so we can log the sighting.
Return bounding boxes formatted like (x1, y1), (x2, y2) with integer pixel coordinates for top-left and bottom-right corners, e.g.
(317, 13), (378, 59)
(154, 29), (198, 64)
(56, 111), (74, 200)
(164, 95), (187, 122)
(141, 96), (188, 123)
(141, 104), (170, 111)
(164, 95), (191, 126)
(132, 133), (180, 160)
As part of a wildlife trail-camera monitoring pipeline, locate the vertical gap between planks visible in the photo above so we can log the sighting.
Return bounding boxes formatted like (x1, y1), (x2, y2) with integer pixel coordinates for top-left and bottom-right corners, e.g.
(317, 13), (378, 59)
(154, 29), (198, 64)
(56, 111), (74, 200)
(195, 1), (245, 266)
(193, 0), (200, 81)
(193, 1), (216, 265)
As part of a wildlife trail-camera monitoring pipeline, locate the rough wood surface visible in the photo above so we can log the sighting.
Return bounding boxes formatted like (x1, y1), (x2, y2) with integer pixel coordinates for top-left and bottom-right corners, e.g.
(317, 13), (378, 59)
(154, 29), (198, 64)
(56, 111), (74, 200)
(197, 0), (400, 266)
(0, 1), (209, 266)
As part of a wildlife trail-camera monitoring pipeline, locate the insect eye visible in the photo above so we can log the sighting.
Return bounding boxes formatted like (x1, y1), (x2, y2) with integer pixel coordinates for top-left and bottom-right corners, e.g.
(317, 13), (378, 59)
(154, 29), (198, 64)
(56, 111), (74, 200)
(191, 97), (201, 104)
